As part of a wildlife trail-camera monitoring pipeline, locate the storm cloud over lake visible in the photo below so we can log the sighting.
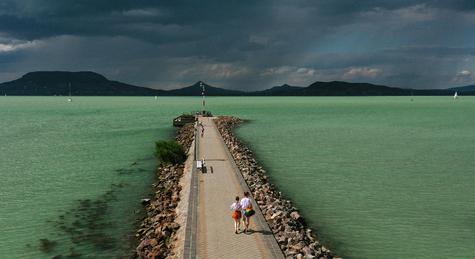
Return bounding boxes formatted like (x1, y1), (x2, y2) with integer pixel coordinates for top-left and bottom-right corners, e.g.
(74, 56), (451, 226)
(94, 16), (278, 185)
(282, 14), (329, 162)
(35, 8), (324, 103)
(1, 0), (474, 90)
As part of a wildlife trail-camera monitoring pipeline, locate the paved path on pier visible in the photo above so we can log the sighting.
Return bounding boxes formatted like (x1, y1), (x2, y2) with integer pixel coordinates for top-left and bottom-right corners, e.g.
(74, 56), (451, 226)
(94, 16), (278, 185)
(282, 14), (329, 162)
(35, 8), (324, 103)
(193, 117), (283, 259)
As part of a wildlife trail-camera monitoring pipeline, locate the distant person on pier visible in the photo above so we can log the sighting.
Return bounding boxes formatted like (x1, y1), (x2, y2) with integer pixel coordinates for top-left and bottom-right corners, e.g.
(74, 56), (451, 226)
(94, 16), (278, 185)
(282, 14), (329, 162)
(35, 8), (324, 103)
(230, 196), (242, 234)
(201, 158), (206, 173)
(240, 192), (255, 233)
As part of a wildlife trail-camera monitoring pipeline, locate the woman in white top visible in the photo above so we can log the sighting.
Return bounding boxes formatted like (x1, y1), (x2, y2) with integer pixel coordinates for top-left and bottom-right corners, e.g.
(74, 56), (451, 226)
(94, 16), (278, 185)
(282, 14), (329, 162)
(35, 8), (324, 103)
(240, 191), (254, 233)
(230, 196), (242, 234)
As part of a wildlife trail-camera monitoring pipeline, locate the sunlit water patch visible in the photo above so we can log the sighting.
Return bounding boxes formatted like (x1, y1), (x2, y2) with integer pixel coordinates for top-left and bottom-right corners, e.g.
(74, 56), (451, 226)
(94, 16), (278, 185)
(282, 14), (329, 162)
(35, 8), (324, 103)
(0, 97), (197, 258)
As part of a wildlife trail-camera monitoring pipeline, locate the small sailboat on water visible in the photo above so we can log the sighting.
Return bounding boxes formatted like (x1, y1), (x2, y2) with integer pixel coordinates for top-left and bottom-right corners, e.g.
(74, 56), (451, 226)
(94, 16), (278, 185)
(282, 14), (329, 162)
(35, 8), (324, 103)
(454, 91), (458, 100)
(67, 82), (72, 102)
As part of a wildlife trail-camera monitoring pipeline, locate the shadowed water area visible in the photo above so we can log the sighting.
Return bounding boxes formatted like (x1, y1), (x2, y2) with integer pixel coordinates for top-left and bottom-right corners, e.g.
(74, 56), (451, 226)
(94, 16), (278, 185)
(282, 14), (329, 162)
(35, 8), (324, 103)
(1, 96), (474, 258)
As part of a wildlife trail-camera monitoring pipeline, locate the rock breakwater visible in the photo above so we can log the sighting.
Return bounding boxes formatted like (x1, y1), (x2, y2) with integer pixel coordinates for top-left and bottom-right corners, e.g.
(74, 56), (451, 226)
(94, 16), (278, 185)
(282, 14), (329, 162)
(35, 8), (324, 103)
(215, 116), (336, 259)
(134, 123), (194, 258)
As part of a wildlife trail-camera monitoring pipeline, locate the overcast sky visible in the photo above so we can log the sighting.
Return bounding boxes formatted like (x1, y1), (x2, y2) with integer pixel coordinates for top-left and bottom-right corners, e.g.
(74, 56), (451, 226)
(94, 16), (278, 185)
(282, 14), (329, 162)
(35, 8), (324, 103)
(1, 0), (475, 90)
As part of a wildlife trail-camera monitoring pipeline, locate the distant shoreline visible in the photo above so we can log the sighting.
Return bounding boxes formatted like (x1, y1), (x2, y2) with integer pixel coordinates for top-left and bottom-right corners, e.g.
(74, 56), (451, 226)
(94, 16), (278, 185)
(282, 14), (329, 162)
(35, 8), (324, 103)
(1, 71), (474, 96)
(2, 94), (473, 97)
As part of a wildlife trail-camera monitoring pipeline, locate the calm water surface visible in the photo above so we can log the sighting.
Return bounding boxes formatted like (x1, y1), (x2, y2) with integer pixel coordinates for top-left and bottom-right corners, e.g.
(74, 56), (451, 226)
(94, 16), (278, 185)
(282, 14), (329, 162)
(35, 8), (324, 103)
(0, 97), (196, 258)
(1, 96), (474, 258)
(232, 97), (475, 258)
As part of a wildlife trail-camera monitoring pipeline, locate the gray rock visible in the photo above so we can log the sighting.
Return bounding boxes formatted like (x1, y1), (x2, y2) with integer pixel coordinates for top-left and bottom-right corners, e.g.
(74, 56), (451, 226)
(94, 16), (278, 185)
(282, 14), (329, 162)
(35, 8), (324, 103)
(271, 211), (283, 219)
(290, 211), (301, 221)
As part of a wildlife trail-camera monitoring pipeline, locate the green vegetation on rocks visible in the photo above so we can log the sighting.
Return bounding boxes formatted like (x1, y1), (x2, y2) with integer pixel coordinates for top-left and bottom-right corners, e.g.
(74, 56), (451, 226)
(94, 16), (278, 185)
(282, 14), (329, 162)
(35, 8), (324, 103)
(155, 140), (186, 165)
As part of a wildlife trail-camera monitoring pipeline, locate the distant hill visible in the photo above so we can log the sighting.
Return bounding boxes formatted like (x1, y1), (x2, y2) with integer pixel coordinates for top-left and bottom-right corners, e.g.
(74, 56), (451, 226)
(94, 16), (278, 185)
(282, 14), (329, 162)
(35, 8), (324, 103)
(166, 81), (245, 96)
(296, 81), (411, 96)
(0, 71), (164, 96)
(1, 71), (473, 96)
(252, 84), (303, 96)
(448, 85), (475, 93)
(0, 72), (244, 96)
(253, 81), (460, 96)
(252, 81), (452, 96)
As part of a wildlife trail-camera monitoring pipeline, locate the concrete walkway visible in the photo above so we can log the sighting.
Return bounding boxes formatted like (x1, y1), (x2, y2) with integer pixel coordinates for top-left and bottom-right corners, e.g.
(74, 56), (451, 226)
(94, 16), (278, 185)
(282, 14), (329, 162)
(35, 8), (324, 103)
(192, 117), (283, 259)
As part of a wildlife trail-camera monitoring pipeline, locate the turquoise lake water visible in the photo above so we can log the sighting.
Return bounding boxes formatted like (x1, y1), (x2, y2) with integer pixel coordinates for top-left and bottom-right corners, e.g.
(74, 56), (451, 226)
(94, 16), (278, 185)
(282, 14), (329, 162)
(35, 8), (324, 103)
(1, 96), (474, 258)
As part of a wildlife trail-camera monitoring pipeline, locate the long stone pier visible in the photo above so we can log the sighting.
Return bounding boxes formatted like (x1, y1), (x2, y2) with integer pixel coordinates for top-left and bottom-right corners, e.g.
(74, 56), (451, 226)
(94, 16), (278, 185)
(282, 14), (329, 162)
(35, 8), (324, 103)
(183, 116), (284, 259)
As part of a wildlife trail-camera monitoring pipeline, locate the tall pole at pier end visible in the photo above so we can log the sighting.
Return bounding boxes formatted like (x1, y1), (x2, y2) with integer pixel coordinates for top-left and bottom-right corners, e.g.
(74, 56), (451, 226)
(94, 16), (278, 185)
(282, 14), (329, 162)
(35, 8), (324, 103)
(201, 81), (205, 115)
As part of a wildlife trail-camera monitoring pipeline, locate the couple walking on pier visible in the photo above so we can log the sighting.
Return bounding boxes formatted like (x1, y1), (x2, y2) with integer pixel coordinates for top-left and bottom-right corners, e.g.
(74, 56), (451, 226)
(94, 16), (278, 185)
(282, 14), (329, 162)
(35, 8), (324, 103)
(230, 191), (255, 234)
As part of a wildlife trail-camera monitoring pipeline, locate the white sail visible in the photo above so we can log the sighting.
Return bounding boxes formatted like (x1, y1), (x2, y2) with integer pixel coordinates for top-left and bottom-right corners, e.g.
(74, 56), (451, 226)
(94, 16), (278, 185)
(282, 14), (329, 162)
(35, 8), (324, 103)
(454, 92), (458, 100)
(67, 82), (73, 102)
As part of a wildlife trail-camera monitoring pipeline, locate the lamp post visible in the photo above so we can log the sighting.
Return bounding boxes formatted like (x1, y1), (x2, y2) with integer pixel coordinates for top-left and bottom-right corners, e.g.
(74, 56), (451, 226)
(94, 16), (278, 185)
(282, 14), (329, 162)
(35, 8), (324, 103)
(201, 81), (205, 115)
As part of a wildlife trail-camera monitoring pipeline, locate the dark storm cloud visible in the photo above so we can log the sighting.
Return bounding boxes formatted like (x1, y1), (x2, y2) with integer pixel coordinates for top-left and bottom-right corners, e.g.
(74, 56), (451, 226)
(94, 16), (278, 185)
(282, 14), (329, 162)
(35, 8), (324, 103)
(0, 0), (264, 42)
(0, 0), (475, 89)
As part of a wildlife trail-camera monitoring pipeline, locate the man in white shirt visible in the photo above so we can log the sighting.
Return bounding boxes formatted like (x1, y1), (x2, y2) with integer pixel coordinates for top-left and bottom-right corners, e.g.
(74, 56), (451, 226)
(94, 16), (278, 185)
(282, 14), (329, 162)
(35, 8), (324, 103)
(240, 191), (253, 233)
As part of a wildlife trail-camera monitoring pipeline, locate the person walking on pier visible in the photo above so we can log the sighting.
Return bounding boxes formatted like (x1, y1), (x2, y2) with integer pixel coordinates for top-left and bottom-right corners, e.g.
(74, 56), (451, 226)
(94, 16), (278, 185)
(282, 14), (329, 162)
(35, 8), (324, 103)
(230, 196), (242, 234)
(199, 121), (205, 137)
(240, 192), (255, 233)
